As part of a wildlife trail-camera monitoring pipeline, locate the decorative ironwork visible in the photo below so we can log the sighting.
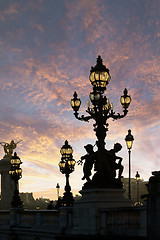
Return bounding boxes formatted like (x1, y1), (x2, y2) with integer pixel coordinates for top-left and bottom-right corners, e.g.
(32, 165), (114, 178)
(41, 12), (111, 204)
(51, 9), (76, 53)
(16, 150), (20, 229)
(71, 56), (132, 189)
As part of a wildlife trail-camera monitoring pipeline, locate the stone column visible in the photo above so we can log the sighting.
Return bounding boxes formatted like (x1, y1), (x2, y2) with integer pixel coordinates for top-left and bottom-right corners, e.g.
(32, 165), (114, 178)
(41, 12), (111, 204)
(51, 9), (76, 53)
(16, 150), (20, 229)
(0, 158), (15, 209)
(148, 171), (160, 240)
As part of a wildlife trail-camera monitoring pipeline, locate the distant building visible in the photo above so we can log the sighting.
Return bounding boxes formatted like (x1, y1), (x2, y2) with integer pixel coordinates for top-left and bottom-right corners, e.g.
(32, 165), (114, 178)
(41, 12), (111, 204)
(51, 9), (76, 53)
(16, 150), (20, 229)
(35, 196), (51, 209)
(20, 192), (36, 209)
(19, 192), (51, 210)
(0, 178), (148, 210)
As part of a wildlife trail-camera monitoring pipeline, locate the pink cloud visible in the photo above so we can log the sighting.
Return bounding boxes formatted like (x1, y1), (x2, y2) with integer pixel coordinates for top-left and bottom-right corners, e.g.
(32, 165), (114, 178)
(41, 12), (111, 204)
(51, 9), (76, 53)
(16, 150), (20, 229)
(0, 2), (19, 21)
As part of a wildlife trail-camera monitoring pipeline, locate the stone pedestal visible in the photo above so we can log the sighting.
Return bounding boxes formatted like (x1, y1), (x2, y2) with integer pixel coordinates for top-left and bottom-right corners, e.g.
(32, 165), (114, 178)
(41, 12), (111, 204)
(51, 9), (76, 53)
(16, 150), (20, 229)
(0, 158), (15, 209)
(72, 188), (131, 235)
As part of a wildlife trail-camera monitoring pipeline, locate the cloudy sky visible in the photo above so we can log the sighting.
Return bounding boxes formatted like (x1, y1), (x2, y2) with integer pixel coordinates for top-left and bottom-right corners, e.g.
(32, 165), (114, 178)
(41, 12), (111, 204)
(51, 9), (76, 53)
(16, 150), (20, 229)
(0, 0), (159, 200)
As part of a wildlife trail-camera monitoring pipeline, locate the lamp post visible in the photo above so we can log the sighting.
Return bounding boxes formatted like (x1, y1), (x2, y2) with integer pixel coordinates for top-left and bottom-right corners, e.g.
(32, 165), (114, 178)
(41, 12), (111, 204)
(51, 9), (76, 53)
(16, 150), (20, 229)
(9, 152), (23, 208)
(71, 56), (131, 188)
(135, 171), (140, 205)
(56, 183), (60, 199)
(59, 140), (75, 206)
(125, 129), (134, 200)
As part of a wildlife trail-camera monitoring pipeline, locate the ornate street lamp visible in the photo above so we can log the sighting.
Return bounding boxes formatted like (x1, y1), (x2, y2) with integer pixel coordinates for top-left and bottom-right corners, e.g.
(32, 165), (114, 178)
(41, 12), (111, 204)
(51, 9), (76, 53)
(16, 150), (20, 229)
(135, 171), (142, 206)
(135, 171), (140, 181)
(125, 129), (134, 200)
(71, 56), (131, 188)
(59, 140), (75, 206)
(56, 183), (60, 199)
(9, 152), (23, 208)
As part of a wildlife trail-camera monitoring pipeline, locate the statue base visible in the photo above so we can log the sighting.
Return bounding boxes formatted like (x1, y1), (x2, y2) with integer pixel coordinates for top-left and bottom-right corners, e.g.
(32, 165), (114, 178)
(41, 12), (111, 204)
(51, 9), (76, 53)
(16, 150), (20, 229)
(0, 158), (15, 210)
(72, 188), (131, 235)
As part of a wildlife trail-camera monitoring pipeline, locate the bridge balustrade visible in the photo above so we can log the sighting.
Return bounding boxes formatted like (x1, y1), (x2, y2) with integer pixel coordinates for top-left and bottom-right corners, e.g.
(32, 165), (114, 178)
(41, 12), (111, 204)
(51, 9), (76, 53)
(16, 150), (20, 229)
(100, 206), (147, 237)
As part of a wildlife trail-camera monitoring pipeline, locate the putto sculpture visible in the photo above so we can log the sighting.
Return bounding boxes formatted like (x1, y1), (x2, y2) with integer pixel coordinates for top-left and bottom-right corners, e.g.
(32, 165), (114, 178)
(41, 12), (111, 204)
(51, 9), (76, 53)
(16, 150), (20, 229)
(77, 144), (95, 182)
(71, 56), (131, 189)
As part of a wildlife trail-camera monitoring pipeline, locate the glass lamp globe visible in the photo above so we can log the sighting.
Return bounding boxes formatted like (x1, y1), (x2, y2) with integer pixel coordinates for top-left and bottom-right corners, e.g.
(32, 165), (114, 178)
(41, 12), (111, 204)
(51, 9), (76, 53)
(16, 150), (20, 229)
(89, 55), (111, 91)
(10, 152), (22, 166)
(135, 171), (140, 181)
(70, 92), (81, 112)
(59, 159), (66, 173)
(56, 183), (60, 190)
(60, 140), (73, 158)
(89, 92), (101, 103)
(120, 88), (131, 109)
(68, 159), (76, 171)
(125, 129), (134, 150)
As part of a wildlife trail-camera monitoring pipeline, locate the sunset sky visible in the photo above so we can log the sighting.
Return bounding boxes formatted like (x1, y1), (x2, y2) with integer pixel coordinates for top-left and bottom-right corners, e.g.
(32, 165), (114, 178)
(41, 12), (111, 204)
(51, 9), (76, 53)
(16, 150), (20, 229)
(0, 0), (159, 200)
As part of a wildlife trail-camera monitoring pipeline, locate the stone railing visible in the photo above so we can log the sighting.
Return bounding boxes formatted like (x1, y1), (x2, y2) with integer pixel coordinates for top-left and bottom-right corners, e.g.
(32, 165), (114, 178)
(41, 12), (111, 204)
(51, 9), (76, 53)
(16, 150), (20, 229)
(0, 210), (10, 225)
(0, 209), (60, 240)
(100, 206), (147, 237)
(0, 206), (147, 239)
(9, 209), (59, 229)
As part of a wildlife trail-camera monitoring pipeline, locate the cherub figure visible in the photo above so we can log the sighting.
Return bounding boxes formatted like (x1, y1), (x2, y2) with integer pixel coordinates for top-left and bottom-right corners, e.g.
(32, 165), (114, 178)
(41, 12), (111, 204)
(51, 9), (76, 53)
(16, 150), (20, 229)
(107, 143), (124, 180)
(0, 140), (21, 158)
(77, 144), (95, 182)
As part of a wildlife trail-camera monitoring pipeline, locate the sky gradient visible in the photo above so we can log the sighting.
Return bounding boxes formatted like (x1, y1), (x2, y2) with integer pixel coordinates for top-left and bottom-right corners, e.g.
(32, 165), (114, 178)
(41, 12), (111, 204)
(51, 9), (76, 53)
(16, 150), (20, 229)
(0, 0), (160, 200)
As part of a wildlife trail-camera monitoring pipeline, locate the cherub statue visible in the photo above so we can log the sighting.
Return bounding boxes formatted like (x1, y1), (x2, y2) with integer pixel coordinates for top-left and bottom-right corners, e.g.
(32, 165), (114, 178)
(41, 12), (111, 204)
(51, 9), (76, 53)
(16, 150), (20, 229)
(0, 140), (21, 159)
(107, 143), (124, 180)
(77, 144), (96, 182)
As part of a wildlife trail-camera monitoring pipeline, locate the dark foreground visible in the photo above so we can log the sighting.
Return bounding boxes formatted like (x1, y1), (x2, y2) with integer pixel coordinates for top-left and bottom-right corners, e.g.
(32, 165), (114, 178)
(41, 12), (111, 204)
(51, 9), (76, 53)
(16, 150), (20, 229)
(56, 235), (148, 240)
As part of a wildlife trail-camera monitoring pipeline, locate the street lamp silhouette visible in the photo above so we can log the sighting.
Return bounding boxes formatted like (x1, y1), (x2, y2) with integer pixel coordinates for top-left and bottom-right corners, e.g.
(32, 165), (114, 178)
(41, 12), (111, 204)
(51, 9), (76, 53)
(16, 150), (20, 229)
(56, 183), (60, 199)
(71, 56), (131, 188)
(9, 152), (23, 208)
(125, 129), (134, 200)
(59, 140), (75, 206)
(135, 171), (140, 205)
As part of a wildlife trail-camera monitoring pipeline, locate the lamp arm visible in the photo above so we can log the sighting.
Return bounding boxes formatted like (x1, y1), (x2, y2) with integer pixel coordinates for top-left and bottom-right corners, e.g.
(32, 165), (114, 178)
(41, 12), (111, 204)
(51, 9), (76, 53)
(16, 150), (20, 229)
(74, 111), (92, 122)
(106, 109), (128, 120)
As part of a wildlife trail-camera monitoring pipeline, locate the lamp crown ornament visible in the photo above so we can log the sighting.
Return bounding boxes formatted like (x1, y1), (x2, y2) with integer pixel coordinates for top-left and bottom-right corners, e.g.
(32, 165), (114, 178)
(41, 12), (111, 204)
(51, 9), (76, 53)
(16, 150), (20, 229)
(90, 55), (110, 74)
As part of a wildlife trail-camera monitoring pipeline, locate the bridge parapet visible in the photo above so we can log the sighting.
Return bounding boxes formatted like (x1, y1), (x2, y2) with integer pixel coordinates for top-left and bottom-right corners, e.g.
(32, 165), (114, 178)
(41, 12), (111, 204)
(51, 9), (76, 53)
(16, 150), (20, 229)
(0, 206), (147, 239)
(100, 206), (147, 237)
